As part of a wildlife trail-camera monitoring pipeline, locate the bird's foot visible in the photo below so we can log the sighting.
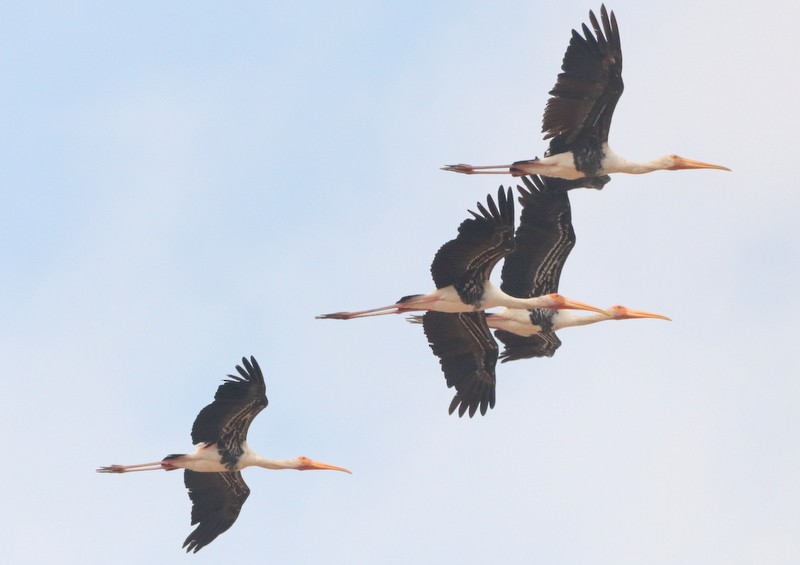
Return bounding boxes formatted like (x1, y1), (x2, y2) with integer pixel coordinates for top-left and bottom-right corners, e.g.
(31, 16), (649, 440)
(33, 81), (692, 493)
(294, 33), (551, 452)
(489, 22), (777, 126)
(97, 465), (125, 473)
(442, 163), (517, 175)
(441, 163), (478, 174)
(316, 312), (351, 320)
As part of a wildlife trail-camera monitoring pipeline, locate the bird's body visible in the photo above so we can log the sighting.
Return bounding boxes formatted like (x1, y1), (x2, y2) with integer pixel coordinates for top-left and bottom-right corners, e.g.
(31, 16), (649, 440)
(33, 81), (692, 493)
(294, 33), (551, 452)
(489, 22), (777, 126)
(98, 356), (350, 553)
(443, 5), (729, 183)
(317, 187), (606, 321)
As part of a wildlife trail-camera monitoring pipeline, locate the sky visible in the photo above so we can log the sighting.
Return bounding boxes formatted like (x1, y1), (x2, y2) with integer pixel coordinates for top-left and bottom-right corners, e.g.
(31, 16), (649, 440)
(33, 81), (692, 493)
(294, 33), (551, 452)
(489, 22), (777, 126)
(2, 0), (799, 563)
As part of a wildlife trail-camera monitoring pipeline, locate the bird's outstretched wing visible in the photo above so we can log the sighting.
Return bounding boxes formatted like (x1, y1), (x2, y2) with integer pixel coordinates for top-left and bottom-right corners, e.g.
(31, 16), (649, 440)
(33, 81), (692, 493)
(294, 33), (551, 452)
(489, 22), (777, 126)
(542, 5), (623, 151)
(495, 330), (562, 362)
(182, 470), (251, 553)
(191, 356), (268, 469)
(500, 176), (575, 300)
(421, 311), (498, 417)
(430, 186), (515, 297)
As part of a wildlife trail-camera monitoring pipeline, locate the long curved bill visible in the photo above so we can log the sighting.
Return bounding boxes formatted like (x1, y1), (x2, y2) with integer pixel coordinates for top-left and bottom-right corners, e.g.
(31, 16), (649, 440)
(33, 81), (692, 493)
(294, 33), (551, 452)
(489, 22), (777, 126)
(671, 157), (731, 171)
(555, 295), (608, 315)
(613, 306), (672, 321)
(301, 459), (352, 474)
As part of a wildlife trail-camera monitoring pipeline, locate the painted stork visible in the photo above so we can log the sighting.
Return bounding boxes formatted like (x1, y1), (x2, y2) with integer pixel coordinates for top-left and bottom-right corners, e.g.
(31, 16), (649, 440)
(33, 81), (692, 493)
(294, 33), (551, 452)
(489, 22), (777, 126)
(97, 356), (350, 553)
(442, 5), (729, 183)
(317, 186), (606, 320)
(408, 175), (669, 416)
(490, 175), (669, 360)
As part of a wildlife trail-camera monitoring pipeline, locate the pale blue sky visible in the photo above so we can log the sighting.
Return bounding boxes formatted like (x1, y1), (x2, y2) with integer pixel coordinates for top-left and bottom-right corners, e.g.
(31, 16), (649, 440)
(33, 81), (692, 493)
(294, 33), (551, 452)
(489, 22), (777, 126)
(2, 1), (799, 563)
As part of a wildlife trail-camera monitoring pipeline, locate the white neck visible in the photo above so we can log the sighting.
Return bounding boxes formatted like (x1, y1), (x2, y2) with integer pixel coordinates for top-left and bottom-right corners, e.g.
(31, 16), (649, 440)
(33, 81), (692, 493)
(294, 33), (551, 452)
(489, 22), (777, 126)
(486, 287), (560, 311)
(552, 311), (612, 331)
(245, 454), (300, 470)
(518, 295), (559, 309)
(601, 145), (668, 175)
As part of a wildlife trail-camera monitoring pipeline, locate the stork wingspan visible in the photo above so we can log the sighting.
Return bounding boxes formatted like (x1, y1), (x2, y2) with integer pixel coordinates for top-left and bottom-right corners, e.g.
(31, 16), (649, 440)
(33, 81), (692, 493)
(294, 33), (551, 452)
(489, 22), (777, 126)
(421, 311), (497, 417)
(191, 356), (268, 469)
(182, 470), (251, 553)
(495, 330), (562, 362)
(500, 176), (575, 300)
(543, 5), (623, 152)
(430, 186), (515, 294)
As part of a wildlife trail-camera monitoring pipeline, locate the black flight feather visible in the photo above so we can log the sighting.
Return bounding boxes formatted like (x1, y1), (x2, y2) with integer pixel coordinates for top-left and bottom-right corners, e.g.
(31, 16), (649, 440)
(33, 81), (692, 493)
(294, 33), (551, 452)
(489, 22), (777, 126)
(430, 186), (515, 294)
(496, 330), (562, 362)
(543, 5), (624, 153)
(182, 470), (251, 553)
(500, 175), (575, 300)
(496, 175), (575, 362)
(421, 311), (497, 417)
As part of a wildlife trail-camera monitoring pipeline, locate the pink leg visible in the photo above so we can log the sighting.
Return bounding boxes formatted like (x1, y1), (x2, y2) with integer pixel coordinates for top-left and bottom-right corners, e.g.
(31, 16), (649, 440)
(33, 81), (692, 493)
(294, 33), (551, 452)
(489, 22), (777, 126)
(316, 294), (443, 320)
(316, 304), (401, 320)
(97, 461), (175, 473)
(441, 164), (514, 175)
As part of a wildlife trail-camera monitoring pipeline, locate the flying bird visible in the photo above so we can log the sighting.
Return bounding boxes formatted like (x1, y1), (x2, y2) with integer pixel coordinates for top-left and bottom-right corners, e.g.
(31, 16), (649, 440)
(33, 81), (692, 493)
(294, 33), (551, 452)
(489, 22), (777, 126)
(317, 186), (606, 321)
(408, 175), (668, 415)
(489, 174), (669, 360)
(98, 356), (351, 553)
(442, 5), (729, 183)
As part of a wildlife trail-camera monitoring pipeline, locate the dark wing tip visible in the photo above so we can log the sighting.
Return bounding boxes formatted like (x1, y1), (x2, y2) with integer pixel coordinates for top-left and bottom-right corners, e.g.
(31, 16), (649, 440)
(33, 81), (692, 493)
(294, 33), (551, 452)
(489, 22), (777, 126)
(190, 356), (269, 446)
(542, 4), (623, 144)
(518, 175), (545, 200)
(423, 312), (497, 418)
(183, 538), (202, 553)
(469, 187), (515, 229)
(233, 355), (262, 382)
(500, 185), (514, 226)
(448, 391), (495, 418)
(220, 354), (267, 405)
(182, 471), (250, 553)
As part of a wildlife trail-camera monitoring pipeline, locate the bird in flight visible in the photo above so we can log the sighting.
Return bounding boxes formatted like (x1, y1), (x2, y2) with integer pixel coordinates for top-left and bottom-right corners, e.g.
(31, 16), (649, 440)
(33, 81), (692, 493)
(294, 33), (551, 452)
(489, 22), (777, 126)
(98, 356), (351, 552)
(489, 175), (670, 361)
(317, 186), (606, 321)
(442, 5), (729, 184)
